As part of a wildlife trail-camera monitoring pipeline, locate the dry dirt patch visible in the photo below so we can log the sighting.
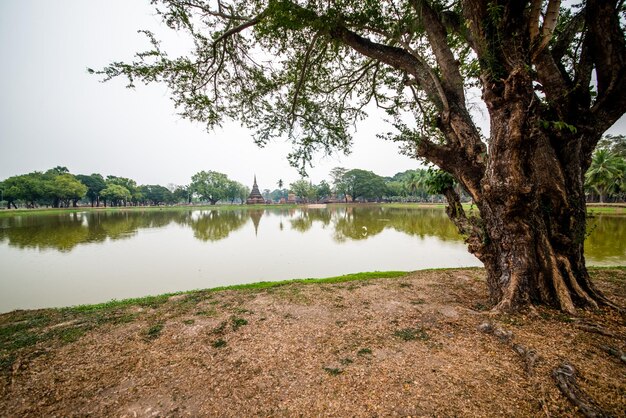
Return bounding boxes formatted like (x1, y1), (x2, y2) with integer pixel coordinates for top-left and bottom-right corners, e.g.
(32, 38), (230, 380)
(1, 268), (625, 417)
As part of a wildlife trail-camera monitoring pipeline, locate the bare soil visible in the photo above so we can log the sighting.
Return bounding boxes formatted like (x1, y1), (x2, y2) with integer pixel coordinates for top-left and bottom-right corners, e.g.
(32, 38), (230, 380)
(1, 268), (625, 417)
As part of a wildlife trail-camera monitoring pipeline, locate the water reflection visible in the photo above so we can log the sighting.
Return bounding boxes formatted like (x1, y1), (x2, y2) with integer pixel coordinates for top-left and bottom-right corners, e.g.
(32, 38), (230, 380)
(585, 214), (626, 264)
(0, 211), (189, 252)
(0, 207), (624, 263)
(189, 210), (249, 242)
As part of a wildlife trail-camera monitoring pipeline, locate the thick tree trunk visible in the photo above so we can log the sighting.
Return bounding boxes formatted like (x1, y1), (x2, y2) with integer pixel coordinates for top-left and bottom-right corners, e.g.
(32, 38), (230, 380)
(443, 68), (611, 313)
(476, 199), (607, 313)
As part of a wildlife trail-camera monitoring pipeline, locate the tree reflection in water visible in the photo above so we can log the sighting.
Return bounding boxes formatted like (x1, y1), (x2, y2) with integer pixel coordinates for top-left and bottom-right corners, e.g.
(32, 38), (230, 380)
(0, 207), (623, 263)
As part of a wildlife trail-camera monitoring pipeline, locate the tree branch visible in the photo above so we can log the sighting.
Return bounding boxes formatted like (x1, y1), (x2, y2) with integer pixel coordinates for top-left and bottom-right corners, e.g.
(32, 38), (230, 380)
(586, 0), (626, 133)
(528, 0), (542, 44)
(212, 11), (265, 46)
(410, 0), (465, 103)
(290, 32), (320, 128)
(536, 0), (562, 55)
(327, 25), (444, 111)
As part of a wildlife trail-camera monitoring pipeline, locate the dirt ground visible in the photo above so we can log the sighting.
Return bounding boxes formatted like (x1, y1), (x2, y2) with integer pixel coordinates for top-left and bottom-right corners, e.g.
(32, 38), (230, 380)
(1, 268), (625, 417)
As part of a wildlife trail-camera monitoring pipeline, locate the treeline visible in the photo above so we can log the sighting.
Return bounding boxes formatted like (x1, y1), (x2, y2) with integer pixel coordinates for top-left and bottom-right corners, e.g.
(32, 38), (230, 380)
(0, 168), (250, 209)
(0, 165), (457, 209)
(281, 167), (458, 203)
(0, 167), (190, 209)
(2, 133), (622, 209)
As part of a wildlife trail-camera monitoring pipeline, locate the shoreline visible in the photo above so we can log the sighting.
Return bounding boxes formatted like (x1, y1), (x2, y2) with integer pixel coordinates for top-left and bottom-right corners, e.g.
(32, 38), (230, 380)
(1, 267), (624, 416)
(0, 201), (625, 217)
(1, 266), (622, 316)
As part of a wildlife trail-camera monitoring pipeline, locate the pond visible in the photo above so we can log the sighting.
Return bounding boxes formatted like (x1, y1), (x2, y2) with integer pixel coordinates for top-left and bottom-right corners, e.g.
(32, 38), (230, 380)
(1, 205), (624, 312)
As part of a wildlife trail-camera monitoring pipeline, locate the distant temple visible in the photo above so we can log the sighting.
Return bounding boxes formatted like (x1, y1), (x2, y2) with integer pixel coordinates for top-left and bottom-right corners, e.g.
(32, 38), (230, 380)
(246, 176), (265, 205)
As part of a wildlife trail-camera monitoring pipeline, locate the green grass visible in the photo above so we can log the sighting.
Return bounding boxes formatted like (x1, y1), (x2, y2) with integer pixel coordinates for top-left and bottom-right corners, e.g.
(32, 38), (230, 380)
(586, 204), (626, 214)
(5, 267), (624, 318)
(45, 271), (409, 314)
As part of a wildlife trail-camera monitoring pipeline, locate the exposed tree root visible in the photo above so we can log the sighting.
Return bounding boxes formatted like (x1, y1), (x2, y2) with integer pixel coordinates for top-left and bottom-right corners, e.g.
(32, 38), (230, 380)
(576, 322), (623, 339)
(553, 363), (608, 418)
(478, 322), (537, 375)
(512, 343), (539, 376)
(478, 322), (549, 413)
(599, 345), (626, 364)
(479, 322), (614, 415)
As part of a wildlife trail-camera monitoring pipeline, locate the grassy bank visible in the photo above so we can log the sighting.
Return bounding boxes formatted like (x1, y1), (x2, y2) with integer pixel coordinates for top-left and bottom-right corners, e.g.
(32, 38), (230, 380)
(64, 271), (410, 314)
(0, 271), (409, 358)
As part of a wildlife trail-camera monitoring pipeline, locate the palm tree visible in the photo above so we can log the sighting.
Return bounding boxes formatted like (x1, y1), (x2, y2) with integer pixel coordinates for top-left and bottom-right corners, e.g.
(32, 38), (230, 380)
(585, 150), (626, 203)
(277, 179), (283, 189)
(403, 170), (427, 200)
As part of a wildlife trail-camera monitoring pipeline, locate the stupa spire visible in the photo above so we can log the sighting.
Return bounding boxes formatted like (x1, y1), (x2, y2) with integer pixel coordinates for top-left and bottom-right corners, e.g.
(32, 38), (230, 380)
(246, 175), (265, 204)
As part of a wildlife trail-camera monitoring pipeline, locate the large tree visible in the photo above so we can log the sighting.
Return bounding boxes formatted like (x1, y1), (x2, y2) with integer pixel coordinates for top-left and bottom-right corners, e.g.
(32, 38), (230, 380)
(76, 174), (107, 207)
(47, 174), (88, 208)
(95, 0), (626, 312)
(190, 170), (231, 204)
(342, 169), (388, 202)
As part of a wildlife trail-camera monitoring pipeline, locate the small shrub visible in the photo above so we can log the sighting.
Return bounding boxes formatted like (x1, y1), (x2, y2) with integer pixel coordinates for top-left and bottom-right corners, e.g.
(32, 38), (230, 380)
(212, 339), (227, 348)
(323, 367), (342, 376)
(231, 317), (248, 331)
(357, 348), (372, 356)
(211, 321), (227, 335)
(394, 327), (429, 341)
(145, 323), (164, 340)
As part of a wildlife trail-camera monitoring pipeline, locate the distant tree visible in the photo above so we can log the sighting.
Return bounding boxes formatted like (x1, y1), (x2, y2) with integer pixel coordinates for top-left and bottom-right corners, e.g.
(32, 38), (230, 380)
(47, 174), (88, 207)
(385, 181), (405, 200)
(224, 180), (249, 203)
(76, 174), (107, 207)
(171, 185), (191, 204)
(330, 167), (348, 201)
(342, 169), (387, 202)
(46, 166), (69, 175)
(290, 179), (314, 203)
(140, 184), (173, 205)
(277, 179), (284, 189)
(237, 184), (250, 204)
(0, 174), (42, 209)
(190, 171), (230, 205)
(305, 183), (318, 202)
(316, 180), (332, 201)
(100, 184), (132, 207)
(269, 188), (287, 202)
(7, 173), (47, 208)
(106, 176), (138, 204)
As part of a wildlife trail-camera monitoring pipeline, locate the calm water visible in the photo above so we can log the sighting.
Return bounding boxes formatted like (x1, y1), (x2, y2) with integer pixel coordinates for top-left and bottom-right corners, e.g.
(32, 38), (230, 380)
(0, 206), (624, 312)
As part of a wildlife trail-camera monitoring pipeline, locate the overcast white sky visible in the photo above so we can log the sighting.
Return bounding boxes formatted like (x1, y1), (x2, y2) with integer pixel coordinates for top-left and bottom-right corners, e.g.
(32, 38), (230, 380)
(1, 1), (624, 189)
